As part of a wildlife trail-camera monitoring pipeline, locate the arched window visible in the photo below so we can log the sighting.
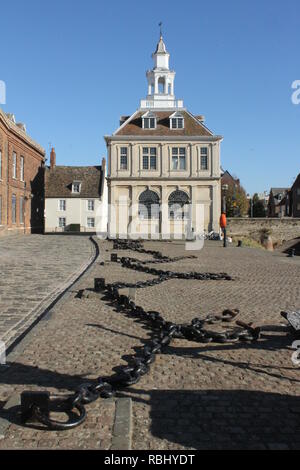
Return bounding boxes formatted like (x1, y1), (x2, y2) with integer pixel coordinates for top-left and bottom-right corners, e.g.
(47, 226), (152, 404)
(139, 190), (160, 220)
(168, 190), (190, 220)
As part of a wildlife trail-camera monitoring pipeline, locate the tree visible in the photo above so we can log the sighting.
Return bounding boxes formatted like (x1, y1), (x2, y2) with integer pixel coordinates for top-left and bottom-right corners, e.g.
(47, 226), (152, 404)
(225, 183), (249, 217)
(250, 193), (266, 218)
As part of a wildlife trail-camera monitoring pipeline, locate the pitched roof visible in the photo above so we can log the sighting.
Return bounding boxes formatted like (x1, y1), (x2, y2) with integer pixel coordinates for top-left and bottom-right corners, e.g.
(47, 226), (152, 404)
(0, 108), (45, 156)
(114, 110), (213, 137)
(45, 165), (103, 198)
(270, 188), (289, 195)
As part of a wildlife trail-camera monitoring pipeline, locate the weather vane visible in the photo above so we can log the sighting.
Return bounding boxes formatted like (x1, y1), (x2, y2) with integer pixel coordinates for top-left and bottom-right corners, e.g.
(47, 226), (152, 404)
(159, 22), (163, 37)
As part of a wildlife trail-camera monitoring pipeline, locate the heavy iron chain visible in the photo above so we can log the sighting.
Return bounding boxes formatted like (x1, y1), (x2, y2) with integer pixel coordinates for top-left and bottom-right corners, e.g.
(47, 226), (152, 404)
(20, 240), (261, 430)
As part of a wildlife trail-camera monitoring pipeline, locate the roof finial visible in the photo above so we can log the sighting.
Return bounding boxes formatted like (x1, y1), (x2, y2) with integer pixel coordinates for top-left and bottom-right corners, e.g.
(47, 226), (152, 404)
(159, 21), (162, 37)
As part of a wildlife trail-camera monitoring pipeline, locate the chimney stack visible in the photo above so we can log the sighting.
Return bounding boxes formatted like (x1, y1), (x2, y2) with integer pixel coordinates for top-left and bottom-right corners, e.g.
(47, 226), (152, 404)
(101, 157), (106, 174)
(50, 147), (56, 170)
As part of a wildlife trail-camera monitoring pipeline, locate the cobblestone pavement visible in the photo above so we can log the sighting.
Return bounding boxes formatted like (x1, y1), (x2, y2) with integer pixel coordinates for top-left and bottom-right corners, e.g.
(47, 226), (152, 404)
(0, 235), (94, 348)
(0, 239), (300, 449)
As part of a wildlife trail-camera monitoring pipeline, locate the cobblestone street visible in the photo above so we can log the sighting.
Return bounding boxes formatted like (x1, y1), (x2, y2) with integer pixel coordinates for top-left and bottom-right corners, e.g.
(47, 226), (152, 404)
(0, 235), (95, 349)
(0, 238), (300, 449)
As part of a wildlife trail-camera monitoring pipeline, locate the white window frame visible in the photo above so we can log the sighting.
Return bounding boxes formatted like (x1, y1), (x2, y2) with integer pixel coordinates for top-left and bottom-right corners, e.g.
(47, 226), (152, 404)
(142, 147), (157, 170)
(12, 152), (17, 179)
(169, 112), (184, 129)
(20, 156), (24, 181)
(120, 147), (128, 170)
(200, 147), (208, 171)
(87, 217), (95, 228)
(59, 217), (66, 228)
(72, 182), (81, 194)
(59, 199), (66, 211)
(142, 111), (157, 129)
(87, 199), (94, 211)
(171, 148), (186, 171)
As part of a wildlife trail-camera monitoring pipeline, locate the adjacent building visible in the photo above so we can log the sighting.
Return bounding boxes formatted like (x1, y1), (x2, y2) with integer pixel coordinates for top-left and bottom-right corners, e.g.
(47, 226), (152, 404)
(0, 109), (45, 235)
(105, 34), (222, 239)
(44, 148), (107, 233)
(288, 174), (300, 217)
(267, 188), (289, 217)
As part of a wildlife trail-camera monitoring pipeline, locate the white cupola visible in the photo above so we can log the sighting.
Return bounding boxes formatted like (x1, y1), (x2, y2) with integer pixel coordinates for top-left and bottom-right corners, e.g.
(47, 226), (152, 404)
(140, 33), (183, 110)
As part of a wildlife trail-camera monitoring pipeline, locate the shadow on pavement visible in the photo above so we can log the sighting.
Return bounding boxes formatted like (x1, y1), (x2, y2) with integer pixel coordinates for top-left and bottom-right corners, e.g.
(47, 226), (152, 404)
(122, 388), (300, 450)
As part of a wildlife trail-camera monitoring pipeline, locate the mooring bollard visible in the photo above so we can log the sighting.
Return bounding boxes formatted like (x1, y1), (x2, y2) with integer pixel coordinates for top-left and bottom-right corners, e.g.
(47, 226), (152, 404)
(94, 278), (105, 292)
(111, 253), (118, 262)
(237, 240), (242, 248)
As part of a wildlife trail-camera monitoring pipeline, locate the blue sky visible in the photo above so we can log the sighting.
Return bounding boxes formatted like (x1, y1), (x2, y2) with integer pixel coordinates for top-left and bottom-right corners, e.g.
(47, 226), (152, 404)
(1, 0), (299, 194)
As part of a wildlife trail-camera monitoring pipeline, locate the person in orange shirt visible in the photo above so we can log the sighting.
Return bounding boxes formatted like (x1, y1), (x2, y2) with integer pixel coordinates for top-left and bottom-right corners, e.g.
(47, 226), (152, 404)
(220, 213), (227, 247)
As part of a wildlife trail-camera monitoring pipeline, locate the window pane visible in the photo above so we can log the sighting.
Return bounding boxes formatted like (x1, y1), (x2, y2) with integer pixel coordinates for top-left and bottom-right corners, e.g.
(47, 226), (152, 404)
(150, 118), (155, 128)
(171, 118), (177, 128)
(143, 147), (149, 154)
(178, 119), (183, 128)
(172, 148), (178, 156)
(59, 217), (66, 228)
(120, 155), (127, 169)
(179, 148), (185, 156)
(150, 155), (156, 169)
(150, 148), (156, 155)
(201, 147), (208, 155)
(179, 156), (186, 170)
(143, 155), (149, 169)
(20, 156), (24, 180)
(172, 156), (178, 170)
(201, 155), (208, 170)
(20, 197), (24, 224)
(12, 194), (16, 223)
(13, 152), (16, 178)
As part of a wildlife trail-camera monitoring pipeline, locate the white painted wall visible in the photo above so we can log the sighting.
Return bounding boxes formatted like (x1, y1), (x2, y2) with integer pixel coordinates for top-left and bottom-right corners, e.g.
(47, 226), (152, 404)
(45, 198), (106, 232)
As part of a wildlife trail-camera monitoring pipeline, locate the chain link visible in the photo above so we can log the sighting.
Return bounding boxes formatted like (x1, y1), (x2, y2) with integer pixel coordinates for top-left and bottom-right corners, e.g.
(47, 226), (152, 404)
(21, 240), (263, 430)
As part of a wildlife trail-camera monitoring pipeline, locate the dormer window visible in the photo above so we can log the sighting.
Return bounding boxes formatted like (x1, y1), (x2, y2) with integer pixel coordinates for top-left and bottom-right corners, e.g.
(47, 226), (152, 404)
(142, 111), (156, 129)
(170, 112), (184, 129)
(72, 181), (81, 194)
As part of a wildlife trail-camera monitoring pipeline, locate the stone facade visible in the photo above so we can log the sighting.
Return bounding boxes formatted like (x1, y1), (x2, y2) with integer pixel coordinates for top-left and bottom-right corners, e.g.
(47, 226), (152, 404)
(0, 108), (45, 236)
(105, 35), (222, 239)
(227, 217), (300, 243)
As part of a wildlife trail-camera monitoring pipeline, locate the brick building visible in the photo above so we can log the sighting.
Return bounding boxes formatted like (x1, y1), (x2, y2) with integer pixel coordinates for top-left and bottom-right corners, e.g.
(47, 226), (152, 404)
(289, 174), (300, 217)
(267, 188), (289, 217)
(0, 108), (45, 235)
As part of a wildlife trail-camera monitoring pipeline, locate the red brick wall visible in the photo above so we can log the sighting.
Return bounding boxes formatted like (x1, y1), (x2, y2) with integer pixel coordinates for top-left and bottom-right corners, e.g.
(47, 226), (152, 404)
(0, 114), (45, 236)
